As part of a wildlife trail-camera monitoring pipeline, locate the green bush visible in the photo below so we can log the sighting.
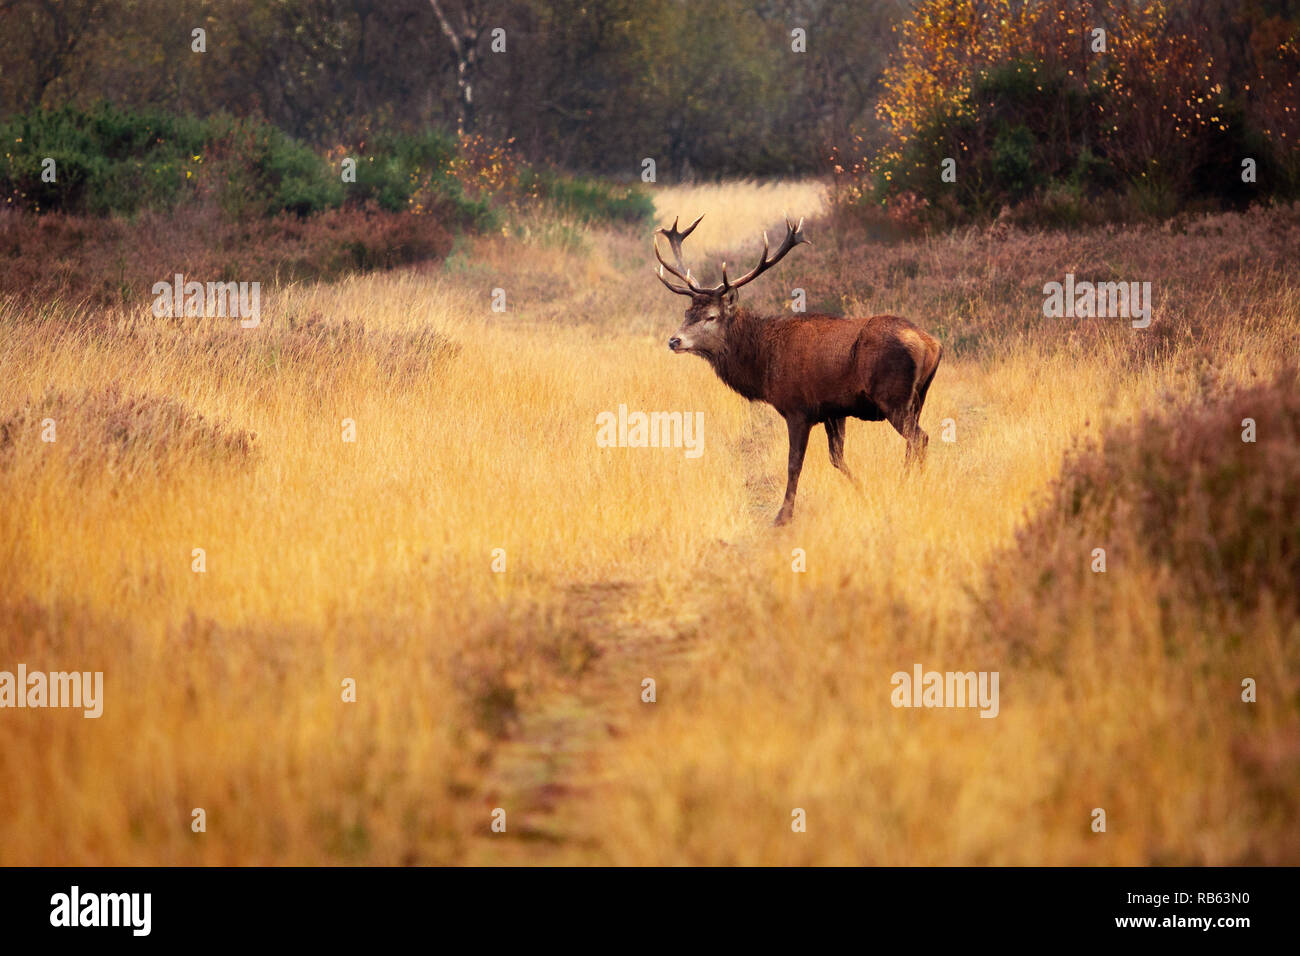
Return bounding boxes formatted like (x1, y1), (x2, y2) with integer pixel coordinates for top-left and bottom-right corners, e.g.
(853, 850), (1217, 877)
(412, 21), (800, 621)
(0, 106), (490, 228)
(878, 61), (1106, 220)
(2, 105), (646, 238)
(350, 130), (457, 212)
(1, 104), (208, 214)
(216, 118), (343, 218)
(990, 125), (1039, 201)
(0, 105), (348, 218)
(350, 130), (493, 230)
(518, 168), (654, 226)
(874, 52), (1291, 226)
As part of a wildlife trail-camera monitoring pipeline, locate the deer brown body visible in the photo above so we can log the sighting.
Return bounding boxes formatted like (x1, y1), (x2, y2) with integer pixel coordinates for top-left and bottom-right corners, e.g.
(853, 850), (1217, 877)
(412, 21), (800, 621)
(656, 215), (941, 525)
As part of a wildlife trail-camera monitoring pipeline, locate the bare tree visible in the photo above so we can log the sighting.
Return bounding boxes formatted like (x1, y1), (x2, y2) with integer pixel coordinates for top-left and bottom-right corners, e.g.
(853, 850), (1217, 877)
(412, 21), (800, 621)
(427, 0), (489, 133)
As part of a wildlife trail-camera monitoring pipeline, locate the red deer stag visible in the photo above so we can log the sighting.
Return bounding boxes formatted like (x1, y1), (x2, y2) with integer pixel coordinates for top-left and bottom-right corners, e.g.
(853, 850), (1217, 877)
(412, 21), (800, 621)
(656, 214), (942, 525)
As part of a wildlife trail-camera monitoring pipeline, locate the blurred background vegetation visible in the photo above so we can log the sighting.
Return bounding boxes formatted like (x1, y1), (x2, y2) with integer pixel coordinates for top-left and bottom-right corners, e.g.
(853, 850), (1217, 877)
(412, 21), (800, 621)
(0, 0), (1296, 233)
(0, 0), (896, 179)
(849, 0), (1300, 229)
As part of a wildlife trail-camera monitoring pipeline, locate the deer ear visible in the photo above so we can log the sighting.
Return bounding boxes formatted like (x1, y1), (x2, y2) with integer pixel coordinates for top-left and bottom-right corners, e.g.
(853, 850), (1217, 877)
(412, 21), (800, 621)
(724, 288), (739, 307)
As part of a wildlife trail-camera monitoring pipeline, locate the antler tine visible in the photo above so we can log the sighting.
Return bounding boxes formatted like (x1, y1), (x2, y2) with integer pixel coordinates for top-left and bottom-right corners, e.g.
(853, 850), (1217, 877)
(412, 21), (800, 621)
(657, 213), (703, 242)
(654, 235), (700, 294)
(653, 214), (709, 295)
(654, 213), (807, 297)
(655, 262), (693, 296)
(726, 218), (811, 291)
(657, 215), (704, 262)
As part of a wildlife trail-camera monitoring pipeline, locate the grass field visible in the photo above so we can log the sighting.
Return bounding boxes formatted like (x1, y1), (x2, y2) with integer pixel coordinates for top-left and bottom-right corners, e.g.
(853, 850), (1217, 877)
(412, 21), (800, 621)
(1, 181), (1297, 865)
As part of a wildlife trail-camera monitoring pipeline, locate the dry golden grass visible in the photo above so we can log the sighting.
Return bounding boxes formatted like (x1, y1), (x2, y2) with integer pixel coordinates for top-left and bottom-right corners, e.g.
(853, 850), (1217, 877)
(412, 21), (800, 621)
(651, 179), (828, 255)
(0, 180), (1296, 864)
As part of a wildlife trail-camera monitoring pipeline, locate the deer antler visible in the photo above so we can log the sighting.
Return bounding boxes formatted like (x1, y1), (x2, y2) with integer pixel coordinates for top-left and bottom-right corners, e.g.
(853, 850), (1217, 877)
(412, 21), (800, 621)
(653, 215), (810, 297)
(724, 218), (810, 292)
(654, 215), (708, 296)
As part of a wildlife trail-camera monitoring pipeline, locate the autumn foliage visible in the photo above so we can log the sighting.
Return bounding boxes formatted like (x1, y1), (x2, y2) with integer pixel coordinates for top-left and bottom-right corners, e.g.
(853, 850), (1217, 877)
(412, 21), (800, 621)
(842, 0), (1299, 224)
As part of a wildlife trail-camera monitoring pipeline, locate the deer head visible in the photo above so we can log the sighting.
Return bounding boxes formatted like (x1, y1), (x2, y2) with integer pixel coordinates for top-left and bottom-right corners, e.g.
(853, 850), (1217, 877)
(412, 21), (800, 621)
(654, 214), (808, 358)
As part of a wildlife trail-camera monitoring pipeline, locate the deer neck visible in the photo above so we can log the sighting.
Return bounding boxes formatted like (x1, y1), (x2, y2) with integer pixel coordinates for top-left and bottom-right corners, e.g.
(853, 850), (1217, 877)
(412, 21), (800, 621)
(710, 307), (768, 402)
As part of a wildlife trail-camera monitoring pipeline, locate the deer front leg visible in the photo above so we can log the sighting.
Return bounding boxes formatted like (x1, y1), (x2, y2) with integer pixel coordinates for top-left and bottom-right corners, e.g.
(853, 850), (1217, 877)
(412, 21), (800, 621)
(775, 414), (811, 526)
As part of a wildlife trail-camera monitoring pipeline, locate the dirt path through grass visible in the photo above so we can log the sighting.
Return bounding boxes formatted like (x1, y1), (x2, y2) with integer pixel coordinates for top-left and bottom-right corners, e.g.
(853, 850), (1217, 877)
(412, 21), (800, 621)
(464, 183), (830, 861)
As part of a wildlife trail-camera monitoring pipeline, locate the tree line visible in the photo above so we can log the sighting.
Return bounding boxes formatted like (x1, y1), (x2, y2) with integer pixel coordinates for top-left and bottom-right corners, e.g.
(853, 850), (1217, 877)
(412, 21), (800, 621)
(0, 0), (901, 178)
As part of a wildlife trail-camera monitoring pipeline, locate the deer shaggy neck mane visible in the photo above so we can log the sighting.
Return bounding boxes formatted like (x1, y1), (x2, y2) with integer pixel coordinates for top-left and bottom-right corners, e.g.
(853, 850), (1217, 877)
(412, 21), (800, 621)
(708, 306), (769, 401)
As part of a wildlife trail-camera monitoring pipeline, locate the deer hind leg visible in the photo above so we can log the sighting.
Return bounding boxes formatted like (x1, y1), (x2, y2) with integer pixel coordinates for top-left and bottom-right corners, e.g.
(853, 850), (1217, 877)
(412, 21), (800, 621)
(892, 345), (941, 469)
(906, 343), (941, 468)
(775, 415), (812, 526)
(905, 414), (929, 468)
(888, 399), (928, 470)
(825, 417), (859, 487)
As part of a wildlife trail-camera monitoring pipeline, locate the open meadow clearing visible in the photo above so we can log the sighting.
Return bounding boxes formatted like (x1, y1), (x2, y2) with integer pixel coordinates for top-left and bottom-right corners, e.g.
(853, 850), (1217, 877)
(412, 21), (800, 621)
(2, 179), (1297, 865)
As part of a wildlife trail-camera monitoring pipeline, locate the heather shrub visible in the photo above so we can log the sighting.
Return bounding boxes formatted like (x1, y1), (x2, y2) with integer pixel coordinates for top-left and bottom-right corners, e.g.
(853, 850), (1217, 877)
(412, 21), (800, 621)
(265, 204), (457, 275)
(981, 364), (1300, 662)
(0, 202), (455, 307)
(797, 201), (1300, 363)
(0, 383), (256, 479)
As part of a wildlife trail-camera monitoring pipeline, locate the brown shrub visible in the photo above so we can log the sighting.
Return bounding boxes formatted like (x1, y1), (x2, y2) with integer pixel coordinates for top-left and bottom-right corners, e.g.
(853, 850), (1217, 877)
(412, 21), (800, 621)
(786, 201), (1300, 363)
(982, 365), (1300, 660)
(3, 303), (460, 397)
(177, 312), (460, 391)
(0, 202), (454, 309)
(0, 384), (256, 479)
